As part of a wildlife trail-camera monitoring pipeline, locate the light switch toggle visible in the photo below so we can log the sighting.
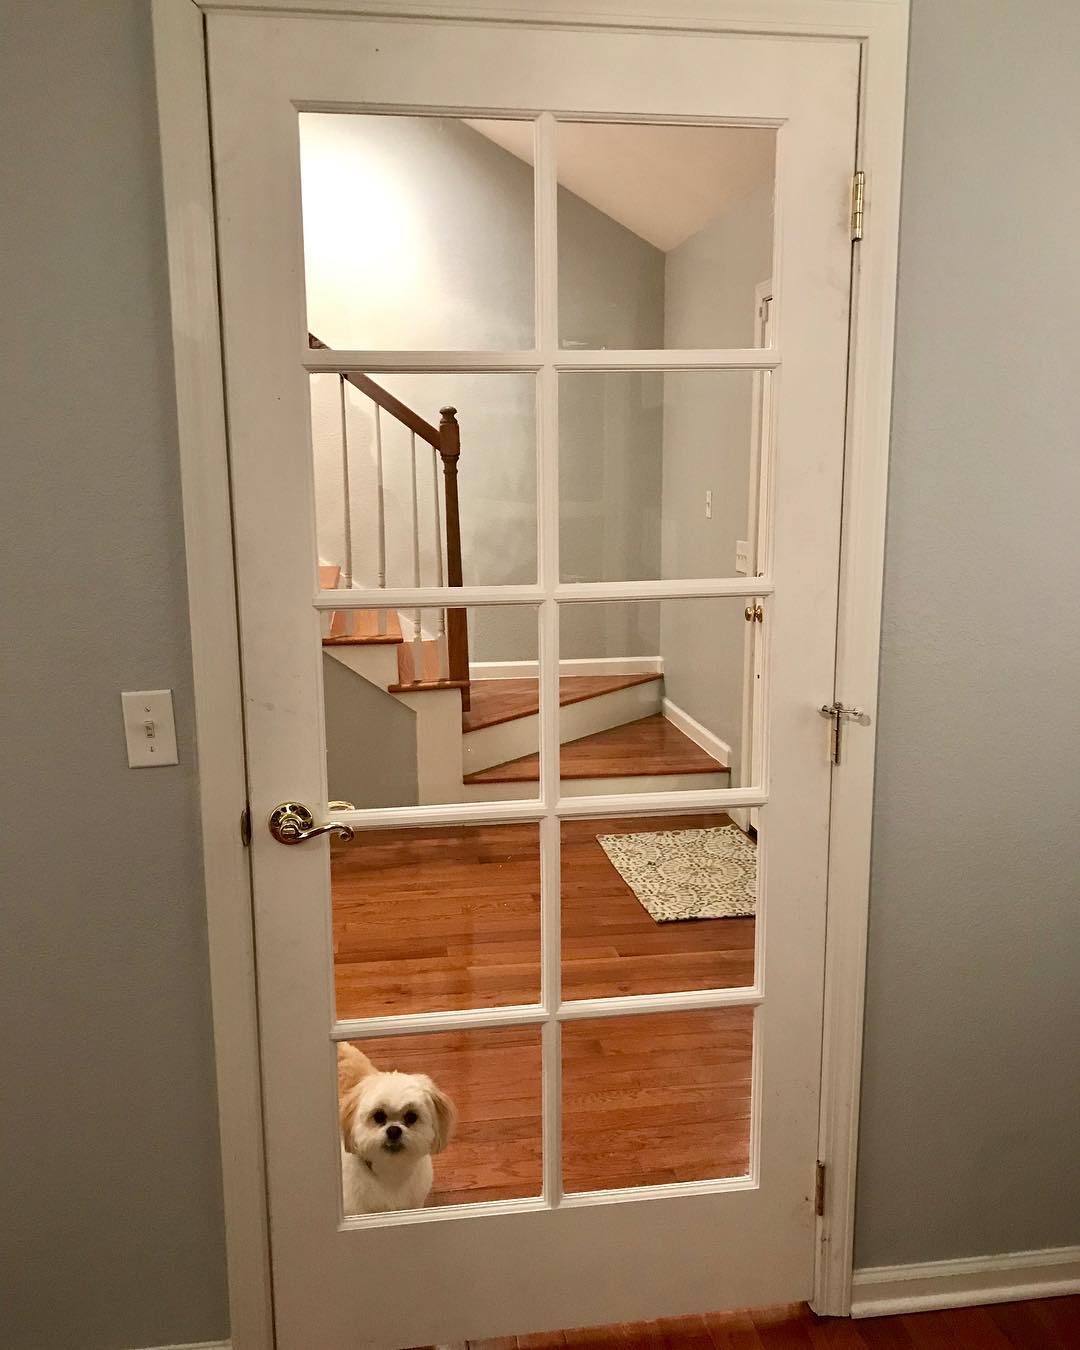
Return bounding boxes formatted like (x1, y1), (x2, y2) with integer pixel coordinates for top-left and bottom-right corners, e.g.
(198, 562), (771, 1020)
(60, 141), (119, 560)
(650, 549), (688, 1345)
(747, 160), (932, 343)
(122, 690), (178, 767)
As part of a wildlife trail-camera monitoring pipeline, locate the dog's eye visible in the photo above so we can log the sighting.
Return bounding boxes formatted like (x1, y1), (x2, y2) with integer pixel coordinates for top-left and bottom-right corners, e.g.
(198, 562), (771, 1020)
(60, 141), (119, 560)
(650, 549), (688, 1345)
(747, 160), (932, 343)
(371, 1109), (387, 1125)
(403, 1110), (418, 1126)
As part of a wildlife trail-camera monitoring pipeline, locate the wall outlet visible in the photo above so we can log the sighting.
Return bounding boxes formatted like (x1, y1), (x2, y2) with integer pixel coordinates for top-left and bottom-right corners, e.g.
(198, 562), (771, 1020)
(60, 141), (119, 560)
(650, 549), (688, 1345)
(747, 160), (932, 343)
(121, 689), (179, 767)
(735, 540), (750, 575)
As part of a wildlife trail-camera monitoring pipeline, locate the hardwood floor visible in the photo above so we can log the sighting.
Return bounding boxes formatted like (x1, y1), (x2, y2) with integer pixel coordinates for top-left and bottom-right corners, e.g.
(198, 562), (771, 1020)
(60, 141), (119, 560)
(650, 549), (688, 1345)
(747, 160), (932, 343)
(353, 1008), (750, 1206)
(332, 814), (754, 1017)
(463, 714), (730, 784)
(334, 813), (756, 1204)
(442, 1296), (1080, 1348)
(333, 822), (543, 1017)
(462, 673), (663, 733)
(561, 816), (754, 1001)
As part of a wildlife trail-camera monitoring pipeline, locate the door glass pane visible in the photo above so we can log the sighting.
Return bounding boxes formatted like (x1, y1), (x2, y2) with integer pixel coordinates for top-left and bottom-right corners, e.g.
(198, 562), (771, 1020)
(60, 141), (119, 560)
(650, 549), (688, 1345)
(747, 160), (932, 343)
(559, 369), (769, 582)
(333, 824), (540, 1019)
(556, 122), (776, 350)
(300, 114), (535, 349)
(321, 604), (541, 808)
(552, 599), (761, 798)
(310, 372), (536, 591)
(561, 813), (757, 1000)
(562, 1008), (754, 1192)
(338, 1026), (542, 1214)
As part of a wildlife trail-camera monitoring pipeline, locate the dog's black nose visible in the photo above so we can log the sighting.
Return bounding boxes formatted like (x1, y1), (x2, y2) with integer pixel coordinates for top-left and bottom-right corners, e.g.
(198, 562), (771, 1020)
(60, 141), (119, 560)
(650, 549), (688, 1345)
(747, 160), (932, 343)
(385, 1124), (402, 1142)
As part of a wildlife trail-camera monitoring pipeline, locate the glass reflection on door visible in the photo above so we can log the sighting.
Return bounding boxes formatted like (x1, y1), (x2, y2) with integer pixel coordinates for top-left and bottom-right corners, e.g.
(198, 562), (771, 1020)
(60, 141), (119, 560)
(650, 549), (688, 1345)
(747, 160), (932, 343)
(339, 1026), (542, 1214)
(556, 121), (776, 350)
(300, 113), (536, 350)
(305, 107), (776, 1227)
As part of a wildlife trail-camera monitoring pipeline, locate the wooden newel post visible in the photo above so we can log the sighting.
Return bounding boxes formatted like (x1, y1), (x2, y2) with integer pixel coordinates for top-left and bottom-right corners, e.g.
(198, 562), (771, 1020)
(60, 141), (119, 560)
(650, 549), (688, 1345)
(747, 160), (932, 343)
(438, 406), (469, 710)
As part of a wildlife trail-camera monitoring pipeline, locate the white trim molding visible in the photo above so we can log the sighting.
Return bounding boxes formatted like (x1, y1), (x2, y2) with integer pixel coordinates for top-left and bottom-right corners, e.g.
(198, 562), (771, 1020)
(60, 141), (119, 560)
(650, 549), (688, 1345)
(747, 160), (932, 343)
(126, 1343), (231, 1350)
(851, 1246), (1080, 1318)
(661, 697), (734, 769)
(151, 3), (274, 1349)
(809, 0), (911, 1319)
(470, 656), (663, 679)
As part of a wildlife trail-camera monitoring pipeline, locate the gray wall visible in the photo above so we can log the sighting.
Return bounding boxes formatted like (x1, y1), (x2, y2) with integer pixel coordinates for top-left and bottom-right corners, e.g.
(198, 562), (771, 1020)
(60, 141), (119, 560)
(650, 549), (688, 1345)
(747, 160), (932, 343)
(0, 4), (229, 1349)
(303, 115), (665, 662)
(854, 0), (1080, 1267)
(660, 177), (774, 762)
(324, 655), (419, 808)
(5, 5), (1080, 1348)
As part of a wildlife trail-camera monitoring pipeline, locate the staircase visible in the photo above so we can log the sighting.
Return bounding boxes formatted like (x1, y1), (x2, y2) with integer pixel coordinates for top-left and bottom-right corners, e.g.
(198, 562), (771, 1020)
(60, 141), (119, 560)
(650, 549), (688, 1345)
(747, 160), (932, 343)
(321, 595), (730, 805)
(314, 343), (731, 804)
(312, 333), (471, 708)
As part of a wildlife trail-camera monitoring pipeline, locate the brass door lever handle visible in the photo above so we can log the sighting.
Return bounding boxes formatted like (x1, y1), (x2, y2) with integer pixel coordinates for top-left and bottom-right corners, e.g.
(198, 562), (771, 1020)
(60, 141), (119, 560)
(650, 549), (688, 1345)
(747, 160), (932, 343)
(268, 801), (355, 845)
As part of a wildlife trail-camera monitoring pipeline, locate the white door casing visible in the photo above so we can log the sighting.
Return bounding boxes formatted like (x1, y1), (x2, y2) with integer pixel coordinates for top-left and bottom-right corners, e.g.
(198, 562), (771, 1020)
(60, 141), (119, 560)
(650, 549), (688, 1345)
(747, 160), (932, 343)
(154, 3), (910, 1346)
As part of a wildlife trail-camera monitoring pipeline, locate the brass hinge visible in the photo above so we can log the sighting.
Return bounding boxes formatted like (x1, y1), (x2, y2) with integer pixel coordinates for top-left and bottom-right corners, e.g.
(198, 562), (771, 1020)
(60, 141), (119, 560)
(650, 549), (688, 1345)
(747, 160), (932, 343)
(240, 804), (252, 847)
(815, 1161), (827, 1217)
(851, 170), (866, 242)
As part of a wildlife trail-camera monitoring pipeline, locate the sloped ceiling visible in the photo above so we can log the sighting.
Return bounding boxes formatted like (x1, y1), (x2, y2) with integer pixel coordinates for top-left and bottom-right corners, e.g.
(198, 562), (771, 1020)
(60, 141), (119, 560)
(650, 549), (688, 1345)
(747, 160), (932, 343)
(466, 120), (775, 253)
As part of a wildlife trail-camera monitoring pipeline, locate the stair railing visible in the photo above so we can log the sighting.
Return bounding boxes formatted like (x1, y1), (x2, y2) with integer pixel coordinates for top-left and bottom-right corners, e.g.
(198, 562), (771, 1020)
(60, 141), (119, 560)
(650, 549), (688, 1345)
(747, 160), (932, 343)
(311, 334), (469, 708)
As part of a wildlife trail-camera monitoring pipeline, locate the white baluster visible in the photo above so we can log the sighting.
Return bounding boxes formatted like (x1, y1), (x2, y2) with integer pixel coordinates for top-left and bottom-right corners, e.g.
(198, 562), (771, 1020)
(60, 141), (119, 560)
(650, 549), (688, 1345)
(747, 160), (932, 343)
(431, 448), (447, 680)
(373, 402), (387, 636)
(409, 431), (422, 682)
(339, 376), (354, 637)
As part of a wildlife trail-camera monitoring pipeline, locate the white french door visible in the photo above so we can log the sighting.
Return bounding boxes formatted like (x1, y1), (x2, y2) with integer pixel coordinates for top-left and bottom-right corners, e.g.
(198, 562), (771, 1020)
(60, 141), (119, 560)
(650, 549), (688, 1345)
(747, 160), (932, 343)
(207, 10), (858, 1347)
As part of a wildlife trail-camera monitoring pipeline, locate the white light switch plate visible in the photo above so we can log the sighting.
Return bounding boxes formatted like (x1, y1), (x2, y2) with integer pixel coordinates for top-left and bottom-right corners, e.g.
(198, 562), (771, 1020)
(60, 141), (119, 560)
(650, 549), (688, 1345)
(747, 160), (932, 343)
(121, 689), (179, 767)
(735, 540), (750, 575)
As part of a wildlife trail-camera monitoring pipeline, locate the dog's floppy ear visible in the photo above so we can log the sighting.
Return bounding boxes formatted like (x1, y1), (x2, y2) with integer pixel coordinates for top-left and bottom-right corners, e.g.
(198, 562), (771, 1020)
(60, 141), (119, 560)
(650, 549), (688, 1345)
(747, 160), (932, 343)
(420, 1076), (456, 1154)
(337, 1043), (375, 1154)
(339, 1086), (363, 1154)
(338, 1041), (375, 1096)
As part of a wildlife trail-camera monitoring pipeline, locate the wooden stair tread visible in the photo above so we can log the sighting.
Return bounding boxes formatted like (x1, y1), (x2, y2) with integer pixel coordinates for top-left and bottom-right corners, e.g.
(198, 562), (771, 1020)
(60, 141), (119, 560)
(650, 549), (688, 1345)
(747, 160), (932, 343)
(462, 713), (730, 784)
(318, 563), (341, 589)
(462, 673), (662, 733)
(323, 609), (403, 646)
(388, 678), (470, 694)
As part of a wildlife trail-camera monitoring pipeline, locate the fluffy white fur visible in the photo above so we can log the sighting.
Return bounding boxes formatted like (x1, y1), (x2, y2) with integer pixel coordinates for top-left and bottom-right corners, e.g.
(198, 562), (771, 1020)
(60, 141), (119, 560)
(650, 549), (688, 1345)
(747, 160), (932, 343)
(337, 1042), (456, 1214)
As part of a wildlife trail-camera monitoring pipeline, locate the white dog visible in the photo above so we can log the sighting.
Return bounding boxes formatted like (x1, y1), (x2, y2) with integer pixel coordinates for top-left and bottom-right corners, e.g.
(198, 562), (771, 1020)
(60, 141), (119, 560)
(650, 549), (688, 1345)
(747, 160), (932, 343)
(337, 1042), (456, 1214)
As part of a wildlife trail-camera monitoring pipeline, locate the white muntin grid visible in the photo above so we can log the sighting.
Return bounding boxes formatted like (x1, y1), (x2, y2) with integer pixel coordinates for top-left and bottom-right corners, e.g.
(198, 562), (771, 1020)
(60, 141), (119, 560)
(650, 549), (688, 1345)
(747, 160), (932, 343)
(305, 112), (778, 1223)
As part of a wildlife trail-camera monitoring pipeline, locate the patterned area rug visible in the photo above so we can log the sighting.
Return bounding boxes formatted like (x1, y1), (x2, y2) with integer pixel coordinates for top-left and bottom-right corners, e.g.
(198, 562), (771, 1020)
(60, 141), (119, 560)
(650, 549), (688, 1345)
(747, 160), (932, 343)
(596, 826), (756, 922)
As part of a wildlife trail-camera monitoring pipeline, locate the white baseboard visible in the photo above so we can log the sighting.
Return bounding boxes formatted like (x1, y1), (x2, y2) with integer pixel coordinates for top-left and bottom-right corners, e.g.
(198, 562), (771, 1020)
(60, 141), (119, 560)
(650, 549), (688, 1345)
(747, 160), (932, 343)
(661, 697), (732, 767)
(851, 1245), (1080, 1318)
(470, 656), (663, 679)
(125, 1341), (230, 1350)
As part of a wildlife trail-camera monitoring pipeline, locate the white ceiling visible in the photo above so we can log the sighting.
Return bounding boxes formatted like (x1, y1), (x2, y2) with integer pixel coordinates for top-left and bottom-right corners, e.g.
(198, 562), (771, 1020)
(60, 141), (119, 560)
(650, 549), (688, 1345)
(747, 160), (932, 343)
(466, 120), (775, 253)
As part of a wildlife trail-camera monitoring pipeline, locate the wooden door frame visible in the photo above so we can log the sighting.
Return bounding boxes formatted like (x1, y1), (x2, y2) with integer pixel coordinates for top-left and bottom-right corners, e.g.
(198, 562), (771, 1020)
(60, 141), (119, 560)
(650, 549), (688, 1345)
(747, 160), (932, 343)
(152, 2), (908, 1344)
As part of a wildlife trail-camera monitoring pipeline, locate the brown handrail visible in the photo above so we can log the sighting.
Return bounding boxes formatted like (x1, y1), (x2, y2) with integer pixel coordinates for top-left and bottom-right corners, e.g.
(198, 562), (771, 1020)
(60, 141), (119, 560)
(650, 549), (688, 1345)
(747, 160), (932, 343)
(308, 334), (439, 445)
(309, 333), (469, 706)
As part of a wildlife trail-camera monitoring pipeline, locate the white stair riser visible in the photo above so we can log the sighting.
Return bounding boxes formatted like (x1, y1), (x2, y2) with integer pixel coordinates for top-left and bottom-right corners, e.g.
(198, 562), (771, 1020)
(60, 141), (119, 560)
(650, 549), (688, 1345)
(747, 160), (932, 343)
(462, 679), (663, 775)
(324, 643), (399, 691)
(460, 769), (730, 803)
(393, 687), (468, 805)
